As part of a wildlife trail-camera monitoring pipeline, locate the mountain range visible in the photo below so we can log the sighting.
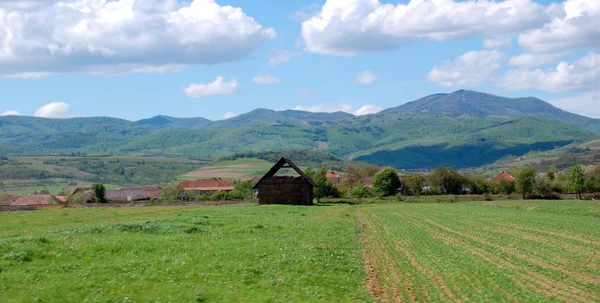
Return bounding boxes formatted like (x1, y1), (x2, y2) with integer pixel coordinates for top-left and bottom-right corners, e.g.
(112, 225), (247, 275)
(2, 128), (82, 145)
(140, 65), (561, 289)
(1, 90), (598, 169)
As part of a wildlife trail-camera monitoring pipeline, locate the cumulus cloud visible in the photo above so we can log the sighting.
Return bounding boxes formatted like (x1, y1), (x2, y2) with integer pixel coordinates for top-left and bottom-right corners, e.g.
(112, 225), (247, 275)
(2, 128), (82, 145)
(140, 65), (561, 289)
(518, 0), (600, 53)
(551, 92), (600, 118)
(185, 77), (238, 98)
(509, 53), (562, 68)
(34, 102), (70, 118)
(354, 105), (382, 116)
(293, 103), (381, 116)
(301, 0), (551, 55)
(355, 71), (378, 85)
(253, 74), (281, 85)
(222, 112), (238, 119)
(1, 110), (20, 116)
(0, 0), (275, 77)
(427, 51), (505, 88)
(500, 52), (600, 92)
(268, 50), (297, 66)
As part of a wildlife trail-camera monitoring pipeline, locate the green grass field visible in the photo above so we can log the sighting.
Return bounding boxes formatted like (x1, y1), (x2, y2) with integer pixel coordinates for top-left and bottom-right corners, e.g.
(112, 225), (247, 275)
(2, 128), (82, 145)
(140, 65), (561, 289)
(1, 201), (599, 302)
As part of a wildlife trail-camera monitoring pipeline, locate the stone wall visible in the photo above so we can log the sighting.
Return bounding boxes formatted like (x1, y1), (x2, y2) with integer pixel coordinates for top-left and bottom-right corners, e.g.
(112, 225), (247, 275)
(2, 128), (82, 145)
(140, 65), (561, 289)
(257, 176), (313, 205)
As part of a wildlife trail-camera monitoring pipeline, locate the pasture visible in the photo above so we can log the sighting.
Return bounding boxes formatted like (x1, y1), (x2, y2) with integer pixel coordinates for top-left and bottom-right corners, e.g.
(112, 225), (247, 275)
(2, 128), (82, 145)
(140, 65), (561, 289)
(0, 200), (599, 302)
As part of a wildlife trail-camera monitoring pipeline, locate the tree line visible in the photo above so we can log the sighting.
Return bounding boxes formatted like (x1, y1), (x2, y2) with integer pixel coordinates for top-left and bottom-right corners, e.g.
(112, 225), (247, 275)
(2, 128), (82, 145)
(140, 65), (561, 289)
(306, 164), (600, 200)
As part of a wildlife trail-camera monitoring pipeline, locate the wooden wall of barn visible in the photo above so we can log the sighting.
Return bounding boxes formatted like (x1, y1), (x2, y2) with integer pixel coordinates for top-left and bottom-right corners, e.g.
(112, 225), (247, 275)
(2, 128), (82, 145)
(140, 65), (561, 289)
(257, 176), (313, 205)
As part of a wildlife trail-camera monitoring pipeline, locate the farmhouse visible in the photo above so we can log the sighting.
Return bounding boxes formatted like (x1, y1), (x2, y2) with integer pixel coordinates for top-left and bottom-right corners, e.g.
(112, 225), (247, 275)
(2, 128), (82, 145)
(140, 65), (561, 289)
(105, 187), (162, 203)
(361, 176), (374, 188)
(326, 171), (341, 184)
(492, 171), (516, 183)
(252, 158), (316, 205)
(178, 178), (234, 200)
(2, 195), (63, 206)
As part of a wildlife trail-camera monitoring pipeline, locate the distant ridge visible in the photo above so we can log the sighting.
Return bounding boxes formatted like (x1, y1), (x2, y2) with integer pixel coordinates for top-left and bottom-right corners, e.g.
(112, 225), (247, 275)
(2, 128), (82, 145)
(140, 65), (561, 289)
(1, 90), (597, 168)
(382, 90), (600, 133)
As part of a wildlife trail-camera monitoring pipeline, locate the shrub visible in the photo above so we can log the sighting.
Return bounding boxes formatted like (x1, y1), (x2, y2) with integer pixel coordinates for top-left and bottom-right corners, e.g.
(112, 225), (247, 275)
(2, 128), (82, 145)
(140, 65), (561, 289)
(372, 167), (401, 196)
(92, 183), (105, 203)
(516, 167), (536, 199)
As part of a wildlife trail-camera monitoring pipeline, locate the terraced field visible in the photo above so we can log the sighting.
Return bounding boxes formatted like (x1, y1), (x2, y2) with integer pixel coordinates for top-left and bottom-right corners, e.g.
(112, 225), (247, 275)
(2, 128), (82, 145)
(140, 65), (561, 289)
(0, 201), (599, 302)
(358, 202), (600, 302)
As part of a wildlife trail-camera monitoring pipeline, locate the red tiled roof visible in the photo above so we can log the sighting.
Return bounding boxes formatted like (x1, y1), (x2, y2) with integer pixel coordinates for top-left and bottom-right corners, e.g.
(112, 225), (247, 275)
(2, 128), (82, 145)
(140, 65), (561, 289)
(492, 172), (515, 182)
(3, 195), (62, 206)
(361, 176), (373, 188)
(325, 172), (340, 179)
(178, 178), (234, 191)
(55, 196), (68, 203)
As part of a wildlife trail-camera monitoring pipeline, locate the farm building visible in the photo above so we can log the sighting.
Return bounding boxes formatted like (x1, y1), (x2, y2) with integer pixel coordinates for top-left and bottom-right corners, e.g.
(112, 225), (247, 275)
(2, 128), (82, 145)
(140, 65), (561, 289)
(326, 171), (341, 184)
(178, 178), (234, 200)
(105, 187), (162, 203)
(492, 171), (516, 183)
(2, 195), (63, 206)
(252, 158), (316, 205)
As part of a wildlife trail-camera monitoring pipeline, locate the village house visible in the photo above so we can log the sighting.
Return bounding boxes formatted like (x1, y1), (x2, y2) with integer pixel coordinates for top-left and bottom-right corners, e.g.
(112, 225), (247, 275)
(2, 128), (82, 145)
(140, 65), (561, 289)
(253, 158), (316, 205)
(178, 178), (234, 200)
(2, 195), (63, 206)
(105, 187), (162, 203)
(492, 171), (516, 183)
(325, 171), (341, 184)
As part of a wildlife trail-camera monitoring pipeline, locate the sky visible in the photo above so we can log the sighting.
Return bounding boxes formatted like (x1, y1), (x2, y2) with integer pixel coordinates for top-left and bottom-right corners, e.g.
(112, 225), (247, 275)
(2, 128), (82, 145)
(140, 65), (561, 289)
(0, 0), (598, 121)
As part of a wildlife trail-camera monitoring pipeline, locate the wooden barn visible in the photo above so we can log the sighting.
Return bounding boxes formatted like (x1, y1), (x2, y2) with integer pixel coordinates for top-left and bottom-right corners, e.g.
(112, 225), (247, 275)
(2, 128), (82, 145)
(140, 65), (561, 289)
(252, 158), (316, 205)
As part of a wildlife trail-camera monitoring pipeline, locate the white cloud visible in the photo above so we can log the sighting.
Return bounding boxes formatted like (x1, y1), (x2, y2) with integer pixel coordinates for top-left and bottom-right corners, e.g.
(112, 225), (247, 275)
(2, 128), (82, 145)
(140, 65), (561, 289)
(301, 0), (551, 55)
(34, 102), (70, 118)
(354, 105), (382, 116)
(518, 0), (600, 53)
(293, 103), (381, 116)
(355, 71), (378, 85)
(551, 92), (600, 118)
(500, 52), (600, 93)
(294, 104), (353, 113)
(483, 36), (513, 49)
(509, 53), (562, 68)
(185, 76), (238, 98)
(268, 50), (297, 66)
(222, 112), (238, 119)
(1, 110), (20, 116)
(0, 0), (275, 77)
(253, 74), (281, 85)
(427, 51), (505, 88)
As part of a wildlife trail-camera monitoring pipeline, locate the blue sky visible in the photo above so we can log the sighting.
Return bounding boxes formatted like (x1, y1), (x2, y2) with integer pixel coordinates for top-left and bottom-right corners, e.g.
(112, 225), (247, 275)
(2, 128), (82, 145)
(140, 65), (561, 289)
(0, 0), (598, 120)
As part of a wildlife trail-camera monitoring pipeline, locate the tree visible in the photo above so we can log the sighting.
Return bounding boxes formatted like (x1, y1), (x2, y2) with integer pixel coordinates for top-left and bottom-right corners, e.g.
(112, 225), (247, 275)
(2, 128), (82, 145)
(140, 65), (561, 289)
(372, 167), (401, 196)
(516, 167), (536, 199)
(402, 174), (426, 196)
(92, 183), (106, 203)
(340, 165), (361, 190)
(311, 166), (328, 203)
(469, 175), (492, 195)
(494, 178), (516, 195)
(570, 164), (585, 200)
(429, 167), (465, 195)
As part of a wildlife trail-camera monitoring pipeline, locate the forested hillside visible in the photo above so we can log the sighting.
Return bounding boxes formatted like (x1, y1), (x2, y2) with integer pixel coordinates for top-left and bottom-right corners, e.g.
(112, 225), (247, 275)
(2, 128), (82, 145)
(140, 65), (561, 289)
(1, 90), (598, 169)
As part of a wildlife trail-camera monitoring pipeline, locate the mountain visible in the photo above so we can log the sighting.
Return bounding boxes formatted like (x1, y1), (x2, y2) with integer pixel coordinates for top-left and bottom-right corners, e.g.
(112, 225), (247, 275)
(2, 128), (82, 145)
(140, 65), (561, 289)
(382, 90), (600, 133)
(208, 109), (354, 128)
(0, 90), (597, 169)
(136, 115), (212, 129)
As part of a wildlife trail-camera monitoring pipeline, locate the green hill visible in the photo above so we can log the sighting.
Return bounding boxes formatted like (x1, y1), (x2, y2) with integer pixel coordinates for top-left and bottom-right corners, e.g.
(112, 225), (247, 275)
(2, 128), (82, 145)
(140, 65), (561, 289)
(0, 91), (596, 169)
(383, 90), (600, 133)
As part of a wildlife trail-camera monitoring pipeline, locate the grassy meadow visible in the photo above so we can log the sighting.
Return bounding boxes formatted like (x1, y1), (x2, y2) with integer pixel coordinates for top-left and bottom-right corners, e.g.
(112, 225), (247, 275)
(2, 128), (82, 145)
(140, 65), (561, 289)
(0, 200), (599, 302)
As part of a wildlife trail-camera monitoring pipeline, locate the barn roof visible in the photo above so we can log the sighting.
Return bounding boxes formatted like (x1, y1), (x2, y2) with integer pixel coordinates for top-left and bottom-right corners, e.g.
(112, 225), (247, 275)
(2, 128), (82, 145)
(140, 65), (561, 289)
(252, 157), (316, 189)
(3, 195), (62, 206)
(105, 187), (162, 202)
